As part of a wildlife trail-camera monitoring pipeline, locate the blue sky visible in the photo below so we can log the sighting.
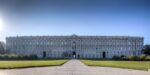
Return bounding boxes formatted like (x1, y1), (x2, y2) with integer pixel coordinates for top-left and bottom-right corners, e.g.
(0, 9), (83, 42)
(0, 0), (150, 44)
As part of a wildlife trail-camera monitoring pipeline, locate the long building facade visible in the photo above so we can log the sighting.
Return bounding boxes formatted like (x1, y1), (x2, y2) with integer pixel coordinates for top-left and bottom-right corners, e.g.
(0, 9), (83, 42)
(6, 34), (144, 59)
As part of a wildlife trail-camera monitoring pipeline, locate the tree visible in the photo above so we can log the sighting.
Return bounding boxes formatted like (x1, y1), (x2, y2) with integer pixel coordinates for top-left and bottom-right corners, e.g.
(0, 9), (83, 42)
(0, 41), (5, 54)
(142, 45), (150, 55)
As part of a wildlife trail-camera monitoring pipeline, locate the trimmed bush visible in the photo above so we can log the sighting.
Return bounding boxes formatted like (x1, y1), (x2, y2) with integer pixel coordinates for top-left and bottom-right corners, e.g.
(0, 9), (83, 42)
(112, 56), (121, 60)
(139, 54), (146, 61)
(127, 56), (140, 61)
(112, 55), (126, 60)
(145, 55), (150, 61)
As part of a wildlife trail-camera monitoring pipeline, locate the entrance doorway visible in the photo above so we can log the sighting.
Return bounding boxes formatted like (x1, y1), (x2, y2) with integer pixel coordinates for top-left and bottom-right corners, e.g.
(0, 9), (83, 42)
(43, 51), (46, 58)
(72, 51), (76, 58)
(103, 51), (106, 58)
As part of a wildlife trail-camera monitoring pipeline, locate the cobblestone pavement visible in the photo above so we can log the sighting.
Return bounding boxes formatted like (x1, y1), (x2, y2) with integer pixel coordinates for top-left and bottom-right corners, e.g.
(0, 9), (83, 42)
(0, 60), (149, 75)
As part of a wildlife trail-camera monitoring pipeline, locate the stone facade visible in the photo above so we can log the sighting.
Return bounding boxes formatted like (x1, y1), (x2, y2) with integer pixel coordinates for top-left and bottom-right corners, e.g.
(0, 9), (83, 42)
(6, 34), (144, 58)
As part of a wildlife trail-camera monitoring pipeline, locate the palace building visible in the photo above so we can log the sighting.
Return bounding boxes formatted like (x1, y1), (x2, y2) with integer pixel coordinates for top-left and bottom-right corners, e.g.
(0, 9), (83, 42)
(6, 34), (144, 59)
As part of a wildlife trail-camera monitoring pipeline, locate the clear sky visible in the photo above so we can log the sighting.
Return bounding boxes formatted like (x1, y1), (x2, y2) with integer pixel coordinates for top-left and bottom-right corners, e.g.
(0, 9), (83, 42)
(0, 0), (150, 44)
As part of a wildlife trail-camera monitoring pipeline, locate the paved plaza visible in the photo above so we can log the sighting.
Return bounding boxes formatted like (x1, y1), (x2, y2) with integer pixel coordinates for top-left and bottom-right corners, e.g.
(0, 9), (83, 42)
(0, 60), (149, 75)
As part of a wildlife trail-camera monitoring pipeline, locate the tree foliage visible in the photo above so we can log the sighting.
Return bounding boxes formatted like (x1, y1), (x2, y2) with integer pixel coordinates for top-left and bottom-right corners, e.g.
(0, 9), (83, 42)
(142, 45), (150, 55)
(0, 42), (5, 54)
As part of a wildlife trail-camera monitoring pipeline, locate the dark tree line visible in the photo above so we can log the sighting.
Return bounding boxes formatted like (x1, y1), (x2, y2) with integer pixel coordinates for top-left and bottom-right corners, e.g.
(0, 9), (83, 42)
(142, 44), (150, 55)
(0, 41), (5, 54)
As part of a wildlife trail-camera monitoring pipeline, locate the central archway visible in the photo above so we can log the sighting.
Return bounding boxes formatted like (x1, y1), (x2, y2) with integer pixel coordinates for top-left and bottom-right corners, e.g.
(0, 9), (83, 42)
(103, 51), (106, 58)
(43, 51), (46, 58)
(72, 51), (76, 58)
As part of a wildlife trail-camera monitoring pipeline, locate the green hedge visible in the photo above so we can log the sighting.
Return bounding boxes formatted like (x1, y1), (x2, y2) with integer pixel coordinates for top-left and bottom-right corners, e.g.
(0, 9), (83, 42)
(112, 55), (150, 61)
(0, 54), (38, 60)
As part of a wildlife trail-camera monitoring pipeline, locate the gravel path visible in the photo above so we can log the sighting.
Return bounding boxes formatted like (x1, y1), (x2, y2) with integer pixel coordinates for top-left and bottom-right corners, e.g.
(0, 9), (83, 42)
(0, 60), (149, 75)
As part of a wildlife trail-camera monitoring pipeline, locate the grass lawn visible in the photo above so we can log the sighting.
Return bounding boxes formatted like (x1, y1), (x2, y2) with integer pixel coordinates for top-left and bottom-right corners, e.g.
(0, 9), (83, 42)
(0, 60), (68, 69)
(80, 60), (150, 71)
